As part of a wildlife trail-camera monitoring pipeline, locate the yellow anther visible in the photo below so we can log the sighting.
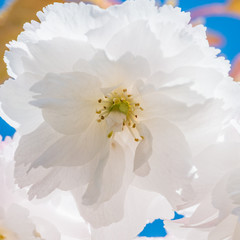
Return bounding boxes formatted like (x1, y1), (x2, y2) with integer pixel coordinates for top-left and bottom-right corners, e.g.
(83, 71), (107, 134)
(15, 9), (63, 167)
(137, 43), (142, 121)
(101, 116), (105, 120)
(140, 107), (144, 111)
(97, 119), (101, 123)
(135, 103), (140, 107)
(108, 131), (113, 138)
(123, 89), (127, 92)
(96, 110), (101, 114)
(127, 94), (132, 97)
(135, 115), (138, 118)
(0, 234), (5, 240)
(98, 99), (102, 103)
(135, 138), (139, 142)
(132, 123), (136, 128)
(33, 230), (42, 238)
(141, 136), (144, 140)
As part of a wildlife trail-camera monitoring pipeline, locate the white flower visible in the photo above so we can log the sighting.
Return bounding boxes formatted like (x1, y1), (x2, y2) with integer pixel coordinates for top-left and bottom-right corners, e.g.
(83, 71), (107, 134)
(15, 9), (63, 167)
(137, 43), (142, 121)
(74, 185), (174, 239)
(0, 137), (89, 240)
(0, 0), (233, 238)
(0, 204), (42, 240)
(165, 124), (240, 240)
(0, 136), (21, 209)
(0, 137), (49, 240)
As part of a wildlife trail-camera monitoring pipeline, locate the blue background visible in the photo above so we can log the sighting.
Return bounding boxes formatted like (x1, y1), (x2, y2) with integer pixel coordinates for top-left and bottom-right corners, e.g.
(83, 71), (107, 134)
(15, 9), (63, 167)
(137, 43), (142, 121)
(0, 0), (5, 8)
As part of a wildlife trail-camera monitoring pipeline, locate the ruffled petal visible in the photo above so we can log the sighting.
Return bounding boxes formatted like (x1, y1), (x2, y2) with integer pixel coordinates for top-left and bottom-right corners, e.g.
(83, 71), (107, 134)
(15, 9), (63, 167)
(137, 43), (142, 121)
(141, 90), (199, 122)
(15, 123), (109, 198)
(0, 73), (43, 134)
(31, 72), (102, 135)
(106, 20), (162, 72)
(134, 118), (194, 208)
(150, 66), (227, 98)
(73, 51), (150, 88)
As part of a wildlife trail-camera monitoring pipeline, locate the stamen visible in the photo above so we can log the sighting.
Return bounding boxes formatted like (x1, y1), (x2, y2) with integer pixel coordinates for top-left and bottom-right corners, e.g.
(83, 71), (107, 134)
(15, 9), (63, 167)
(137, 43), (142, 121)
(108, 131), (113, 138)
(96, 88), (144, 141)
(0, 234), (5, 240)
(33, 230), (42, 238)
(128, 124), (141, 141)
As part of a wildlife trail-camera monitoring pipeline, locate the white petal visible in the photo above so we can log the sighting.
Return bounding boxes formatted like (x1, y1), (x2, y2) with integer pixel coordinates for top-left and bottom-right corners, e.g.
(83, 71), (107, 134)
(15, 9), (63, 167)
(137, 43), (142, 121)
(31, 72), (102, 135)
(106, 112), (126, 133)
(18, 2), (107, 42)
(208, 215), (238, 240)
(4, 43), (29, 78)
(194, 142), (240, 184)
(0, 73), (43, 134)
(21, 38), (95, 76)
(3, 204), (37, 240)
(142, 90), (199, 122)
(15, 123), (108, 199)
(29, 120), (109, 168)
(134, 123), (152, 176)
(178, 100), (226, 155)
(90, 187), (174, 240)
(73, 51), (150, 88)
(108, 0), (158, 23)
(106, 20), (162, 72)
(83, 140), (125, 206)
(15, 122), (62, 167)
(134, 118), (194, 208)
(233, 221), (240, 240)
(73, 183), (126, 228)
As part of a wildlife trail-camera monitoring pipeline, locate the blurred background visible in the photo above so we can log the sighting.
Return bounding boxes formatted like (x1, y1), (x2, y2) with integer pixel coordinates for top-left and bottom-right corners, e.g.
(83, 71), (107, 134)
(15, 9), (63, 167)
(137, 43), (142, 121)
(0, 0), (240, 237)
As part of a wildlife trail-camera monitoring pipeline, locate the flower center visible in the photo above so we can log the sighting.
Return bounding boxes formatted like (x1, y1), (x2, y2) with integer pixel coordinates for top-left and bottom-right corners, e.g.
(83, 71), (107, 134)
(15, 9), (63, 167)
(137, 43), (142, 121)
(109, 100), (130, 115)
(96, 88), (144, 141)
(33, 229), (42, 238)
(0, 234), (5, 240)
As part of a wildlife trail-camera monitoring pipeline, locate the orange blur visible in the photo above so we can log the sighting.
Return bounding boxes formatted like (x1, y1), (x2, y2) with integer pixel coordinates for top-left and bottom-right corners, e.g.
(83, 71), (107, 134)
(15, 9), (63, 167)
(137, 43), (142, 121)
(227, 0), (240, 14)
(0, 0), (64, 84)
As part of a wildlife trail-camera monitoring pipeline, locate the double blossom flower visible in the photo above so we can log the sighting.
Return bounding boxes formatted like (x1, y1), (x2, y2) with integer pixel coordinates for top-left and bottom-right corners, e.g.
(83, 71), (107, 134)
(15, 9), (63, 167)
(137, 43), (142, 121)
(0, 0), (234, 238)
